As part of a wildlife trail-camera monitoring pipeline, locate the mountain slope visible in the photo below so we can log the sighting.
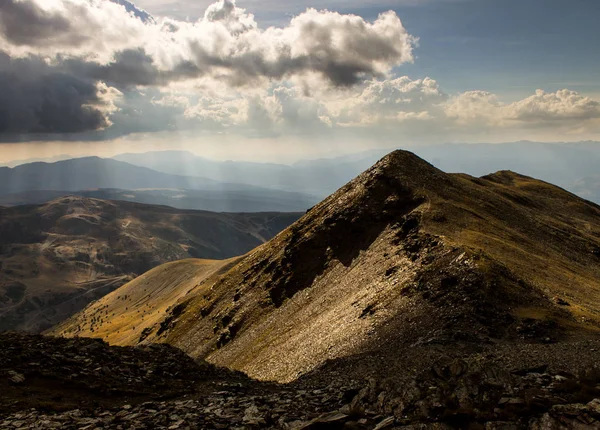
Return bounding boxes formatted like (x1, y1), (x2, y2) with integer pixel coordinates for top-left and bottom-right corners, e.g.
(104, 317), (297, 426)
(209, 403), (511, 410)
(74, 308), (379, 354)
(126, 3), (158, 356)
(0, 196), (301, 332)
(52, 258), (243, 345)
(54, 151), (600, 383)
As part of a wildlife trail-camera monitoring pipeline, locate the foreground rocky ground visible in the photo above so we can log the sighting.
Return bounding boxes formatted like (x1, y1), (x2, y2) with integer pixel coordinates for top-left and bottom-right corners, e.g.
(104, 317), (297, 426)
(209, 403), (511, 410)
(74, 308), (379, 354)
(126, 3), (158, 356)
(1, 333), (600, 429)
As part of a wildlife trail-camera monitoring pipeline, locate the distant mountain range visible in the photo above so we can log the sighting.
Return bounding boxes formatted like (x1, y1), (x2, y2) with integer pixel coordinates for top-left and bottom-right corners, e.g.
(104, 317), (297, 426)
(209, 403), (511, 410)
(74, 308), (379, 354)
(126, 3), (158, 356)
(113, 150), (383, 198)
(0, 157), (319, 212)
(414, 141), (600, 191)
(1, 142), (599, 211)
(2, 154), (73, 168)
(0, 157), (219, 193)
(570, 174), (600, 204)
(112, 142), (600, 205)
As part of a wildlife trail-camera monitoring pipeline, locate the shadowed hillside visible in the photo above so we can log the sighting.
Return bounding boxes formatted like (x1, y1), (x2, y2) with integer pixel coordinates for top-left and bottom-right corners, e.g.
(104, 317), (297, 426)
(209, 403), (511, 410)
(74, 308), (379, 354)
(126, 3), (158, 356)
(0, 196), (301, 332)
(54, 151), (600, 385)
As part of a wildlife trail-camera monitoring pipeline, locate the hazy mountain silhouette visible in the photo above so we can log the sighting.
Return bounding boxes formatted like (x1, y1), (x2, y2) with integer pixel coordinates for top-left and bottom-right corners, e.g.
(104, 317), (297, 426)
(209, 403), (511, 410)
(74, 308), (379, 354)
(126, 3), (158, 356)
(113, 150), (388, 198)
(0, 157), (319, 212)
(1, 154), (73, 168)
(112, 142), (600, 204)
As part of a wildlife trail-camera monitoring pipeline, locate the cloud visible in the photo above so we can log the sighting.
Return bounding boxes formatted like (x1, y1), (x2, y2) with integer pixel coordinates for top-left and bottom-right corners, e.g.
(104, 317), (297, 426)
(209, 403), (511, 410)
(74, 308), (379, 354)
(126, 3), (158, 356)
(155, 85), (333, 138)
(0, 0), (147, 57)
(0, 51), (121, 136)
(180, 95), (244, 129)
(203, 0), (256, 34)
(236, 86), (333, 136)
(131, 0), (458, 22)
(443, 89), (600, 129)
(0, 0), (598, 144)
(149, 80), (600, 139)
(507, 89), (600, 123)
(443, 90), (503, 126)
(272, 9), (415, 87)
(0, 0), (416, 88)
(334, 77), (447, 126)
(0, 0), (73, 48)
(228, 83), (600, 139)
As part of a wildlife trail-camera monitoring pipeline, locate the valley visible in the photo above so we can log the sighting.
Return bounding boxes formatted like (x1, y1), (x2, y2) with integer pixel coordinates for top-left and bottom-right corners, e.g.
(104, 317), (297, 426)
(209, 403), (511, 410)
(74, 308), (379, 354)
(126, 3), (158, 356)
(0, 197), (300, 332)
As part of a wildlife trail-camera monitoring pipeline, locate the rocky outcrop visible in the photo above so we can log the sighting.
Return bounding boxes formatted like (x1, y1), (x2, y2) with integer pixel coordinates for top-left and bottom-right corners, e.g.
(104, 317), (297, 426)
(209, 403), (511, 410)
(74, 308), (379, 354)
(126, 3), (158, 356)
(2, 333), (600, 429)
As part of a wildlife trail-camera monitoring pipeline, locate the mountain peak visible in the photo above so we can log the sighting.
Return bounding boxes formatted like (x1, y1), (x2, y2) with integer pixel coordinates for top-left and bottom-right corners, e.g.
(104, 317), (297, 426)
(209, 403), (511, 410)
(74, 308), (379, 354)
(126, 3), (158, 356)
(55, 151), (600, 384)
(379, 149), (435, 166)
(349, 150), (449, 196)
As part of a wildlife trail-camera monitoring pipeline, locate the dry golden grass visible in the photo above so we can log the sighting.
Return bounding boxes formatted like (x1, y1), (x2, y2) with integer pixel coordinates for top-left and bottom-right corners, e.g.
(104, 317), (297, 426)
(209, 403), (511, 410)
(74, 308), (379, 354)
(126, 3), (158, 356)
(50, 258), (242, 345)
(53, 151), (600, 383)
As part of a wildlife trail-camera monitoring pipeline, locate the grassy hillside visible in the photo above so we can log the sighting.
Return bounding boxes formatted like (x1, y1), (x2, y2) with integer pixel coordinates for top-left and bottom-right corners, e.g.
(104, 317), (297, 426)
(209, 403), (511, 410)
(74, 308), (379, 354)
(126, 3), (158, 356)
(52, 258), (242, 345)
(54, 151), (600, 383)
(0, 196), (300, 332)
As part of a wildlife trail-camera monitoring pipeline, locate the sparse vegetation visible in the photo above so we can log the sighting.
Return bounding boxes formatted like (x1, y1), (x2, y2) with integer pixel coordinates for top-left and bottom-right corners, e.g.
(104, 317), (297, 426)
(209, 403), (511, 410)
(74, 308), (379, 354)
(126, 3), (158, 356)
(53, 151), (600, 386)
(0, 197), (300, 332)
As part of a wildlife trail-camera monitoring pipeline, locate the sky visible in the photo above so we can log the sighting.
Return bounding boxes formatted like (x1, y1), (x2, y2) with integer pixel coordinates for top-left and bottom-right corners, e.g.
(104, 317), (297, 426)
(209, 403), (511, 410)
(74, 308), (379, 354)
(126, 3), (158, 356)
(0, 0), (599, 163)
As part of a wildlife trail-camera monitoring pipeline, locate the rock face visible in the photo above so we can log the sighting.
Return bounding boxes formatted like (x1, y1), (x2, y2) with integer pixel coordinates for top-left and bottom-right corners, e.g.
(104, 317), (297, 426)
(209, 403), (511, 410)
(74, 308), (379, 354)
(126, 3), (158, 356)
(58, 150), (600, 384)
(0, 196), (300, 332)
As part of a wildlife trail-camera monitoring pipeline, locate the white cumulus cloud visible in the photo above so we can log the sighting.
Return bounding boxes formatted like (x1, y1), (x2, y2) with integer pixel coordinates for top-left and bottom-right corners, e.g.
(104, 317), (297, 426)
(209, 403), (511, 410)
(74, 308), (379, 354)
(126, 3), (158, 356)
(0, 0), (598, 143)
(0, 0), (416, 87)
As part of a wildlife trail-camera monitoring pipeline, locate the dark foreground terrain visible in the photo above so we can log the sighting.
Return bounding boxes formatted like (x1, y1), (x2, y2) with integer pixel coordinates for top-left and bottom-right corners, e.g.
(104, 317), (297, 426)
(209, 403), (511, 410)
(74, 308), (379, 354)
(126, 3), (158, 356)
(1, 332), (600, 429)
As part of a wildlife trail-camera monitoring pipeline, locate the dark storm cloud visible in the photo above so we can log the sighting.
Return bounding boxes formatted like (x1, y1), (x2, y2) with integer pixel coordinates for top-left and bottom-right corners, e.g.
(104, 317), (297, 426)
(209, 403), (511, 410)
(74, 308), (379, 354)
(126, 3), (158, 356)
(62, 49), (163, 87)
(0, 52), (117, 136)
(0, 0), (418, 141)
(0, 0), (91, 48)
